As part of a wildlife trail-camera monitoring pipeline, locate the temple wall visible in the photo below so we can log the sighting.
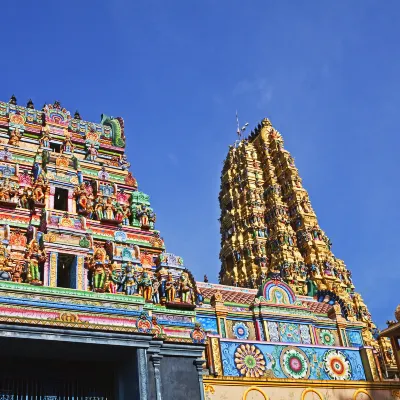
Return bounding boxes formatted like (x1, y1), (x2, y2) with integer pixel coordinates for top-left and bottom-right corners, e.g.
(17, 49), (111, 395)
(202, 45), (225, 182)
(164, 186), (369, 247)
(220, 339), (366, 381)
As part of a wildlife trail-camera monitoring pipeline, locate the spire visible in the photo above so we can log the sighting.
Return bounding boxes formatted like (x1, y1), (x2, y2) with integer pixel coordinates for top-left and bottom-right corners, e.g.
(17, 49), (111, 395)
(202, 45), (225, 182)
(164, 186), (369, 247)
(27, 99), (34, 109)
(9, 94), (17, 105)
(218, 118), (374, 325)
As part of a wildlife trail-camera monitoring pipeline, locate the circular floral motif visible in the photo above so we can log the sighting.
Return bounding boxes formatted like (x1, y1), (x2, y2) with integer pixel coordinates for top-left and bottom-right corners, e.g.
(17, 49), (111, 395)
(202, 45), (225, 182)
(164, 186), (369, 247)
(233, 322), (250, 340)
(234, 344), (266, 378)
(319, 329), (335, 346)
(323, 350), (352, 380)
(280, 346), (310, 379)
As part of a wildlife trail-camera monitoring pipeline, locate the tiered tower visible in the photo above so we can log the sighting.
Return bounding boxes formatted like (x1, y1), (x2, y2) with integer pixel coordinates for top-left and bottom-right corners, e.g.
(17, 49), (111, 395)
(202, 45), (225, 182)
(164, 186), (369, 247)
(218, 118), (380, 340)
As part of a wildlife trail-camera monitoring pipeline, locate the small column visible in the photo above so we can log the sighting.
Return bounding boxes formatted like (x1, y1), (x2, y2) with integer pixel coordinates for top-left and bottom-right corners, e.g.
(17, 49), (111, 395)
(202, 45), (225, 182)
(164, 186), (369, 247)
(150, 354), (163, 400)
(137, 348), (148, 400)
(49, 251), (58, 287)
(68, 189), (75, 213)
(49, 186), (55, 210)
(76, 255), (85, 290)
(43, 254), (50, 287)
(194, 358), (206, 400)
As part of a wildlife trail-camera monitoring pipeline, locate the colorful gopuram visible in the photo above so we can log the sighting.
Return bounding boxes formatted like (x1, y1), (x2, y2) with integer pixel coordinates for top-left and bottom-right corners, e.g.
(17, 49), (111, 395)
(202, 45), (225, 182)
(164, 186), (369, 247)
(0, 95), (399, 400)
(196, 118), (400, 399)
(0, 96), (206, 400)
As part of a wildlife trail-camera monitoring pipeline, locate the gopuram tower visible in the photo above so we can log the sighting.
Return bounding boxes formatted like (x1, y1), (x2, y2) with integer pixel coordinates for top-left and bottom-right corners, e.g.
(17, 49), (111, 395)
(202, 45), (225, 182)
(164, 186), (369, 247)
(218, 118), (381, 343)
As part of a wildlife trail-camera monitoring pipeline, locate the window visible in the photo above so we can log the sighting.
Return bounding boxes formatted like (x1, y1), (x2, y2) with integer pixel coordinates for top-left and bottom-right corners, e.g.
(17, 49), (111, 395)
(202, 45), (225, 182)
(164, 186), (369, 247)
(57, 253), (76, 289)
(54, 187), (69, 211)
(50, 142), (62, 153)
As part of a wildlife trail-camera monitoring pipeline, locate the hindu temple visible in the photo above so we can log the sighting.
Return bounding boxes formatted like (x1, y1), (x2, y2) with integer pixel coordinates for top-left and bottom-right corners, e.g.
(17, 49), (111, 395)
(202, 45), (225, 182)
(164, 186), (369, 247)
(0, 95), (398, 400)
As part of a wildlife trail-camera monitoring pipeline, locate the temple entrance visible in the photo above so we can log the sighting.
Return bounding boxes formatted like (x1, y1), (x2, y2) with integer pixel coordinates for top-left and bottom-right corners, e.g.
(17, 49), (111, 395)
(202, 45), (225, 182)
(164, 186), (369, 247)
(57, 253), (76, 288)
(0, 336), (140, 400)
(0, 358), (114, 399)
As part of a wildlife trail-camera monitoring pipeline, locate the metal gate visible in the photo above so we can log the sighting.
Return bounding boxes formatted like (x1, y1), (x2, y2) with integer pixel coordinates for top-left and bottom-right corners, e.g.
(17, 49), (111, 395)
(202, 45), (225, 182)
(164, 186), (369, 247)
(0, 359), (115, 400)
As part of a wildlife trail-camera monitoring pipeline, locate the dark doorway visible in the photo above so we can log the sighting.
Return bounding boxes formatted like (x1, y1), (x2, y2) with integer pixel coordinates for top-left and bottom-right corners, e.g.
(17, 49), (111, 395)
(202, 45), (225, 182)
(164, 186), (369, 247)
(54, 187), (69, 211)
(0, 338), (124, 400)
(57, 253), (76, 288)
(50, 142), (62, 153)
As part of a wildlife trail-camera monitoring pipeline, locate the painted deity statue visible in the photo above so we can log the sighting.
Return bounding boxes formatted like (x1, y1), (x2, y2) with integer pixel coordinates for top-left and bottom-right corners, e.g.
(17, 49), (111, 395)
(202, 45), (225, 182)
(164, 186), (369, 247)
(179, 272), (193, 303)
(139, 271), (153, 301)
(104, 197), (115, 220)
(25, 239), (46, 284)
(39, 128), (50, 148)
(165, 272), (176, 302)
(114, 202), (124, 222)
(74, 184), (92, 215)
(152, 278), (160, 304)
(9, 128), (22, 146)
(63, 132), (74, 153)
(136, 205), (149, 227)
(111, 267), (124, 293)
(85, 249), (108, 292)
(32, 174), (48, 204)
(121, 204), (131, 225)
(123, 263), (137, 295)
(0, 243), (12, 281)
(32, 162), (42, 182)
(95, 195), (104, 220)
(86, 144), (98, 161)
(92, 261), (107, 292)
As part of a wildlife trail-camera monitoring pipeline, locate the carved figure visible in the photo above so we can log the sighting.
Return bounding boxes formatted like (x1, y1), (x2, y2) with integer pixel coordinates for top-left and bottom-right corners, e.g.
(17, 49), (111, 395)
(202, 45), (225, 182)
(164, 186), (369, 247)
(62, 132), (74, 153)
(94, 195), (104, 220)
(139, 271), (153, 301)
(74, 184), (89, 214)
(119, 154), (131, 170)
(92, 262), (107, 292)
(32, 162), (42, 182)
(152, 278), (160, 303)
(86, 144), (98, 161)
(32, 175), (48, 203)
(123, 264), (137, 295)
(136, 205), (149, 227)
(25, 239), (46, 284)
(0, 243), (12, 281)
(104, 197), (115, 220)
(9, 128), (21, 146)
(165, 272), (176, 302)
(121, 204), (131, 225)
(39, 129), (50, 148)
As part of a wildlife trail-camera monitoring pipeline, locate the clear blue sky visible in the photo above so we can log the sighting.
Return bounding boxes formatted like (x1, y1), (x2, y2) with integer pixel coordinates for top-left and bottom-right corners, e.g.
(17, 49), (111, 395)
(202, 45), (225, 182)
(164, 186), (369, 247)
(1, 1), (399, 329)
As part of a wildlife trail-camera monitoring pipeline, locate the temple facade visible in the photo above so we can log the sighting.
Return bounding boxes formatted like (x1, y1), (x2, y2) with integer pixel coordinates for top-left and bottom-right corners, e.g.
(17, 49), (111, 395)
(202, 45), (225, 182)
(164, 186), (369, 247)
(0, 95), (398, 400)
(0, 96), (206, 400)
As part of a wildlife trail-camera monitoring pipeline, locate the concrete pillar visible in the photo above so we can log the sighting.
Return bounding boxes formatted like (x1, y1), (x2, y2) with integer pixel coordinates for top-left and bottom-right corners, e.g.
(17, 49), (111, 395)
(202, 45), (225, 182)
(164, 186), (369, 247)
(137, 348), (148, 400)
(194, 358), (205, 400)
(43, 254), (50, 287)
(151, 354), (163, 400)
(76, 255), (85, 290)
(49, 251), (58, 287)
(49, 186), (55, 210)
(68, 189), (75, 213)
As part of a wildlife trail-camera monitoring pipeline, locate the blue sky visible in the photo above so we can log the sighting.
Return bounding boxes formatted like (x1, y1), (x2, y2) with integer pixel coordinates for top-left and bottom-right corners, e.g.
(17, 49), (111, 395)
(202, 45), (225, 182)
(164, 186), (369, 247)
(1, 1), (399, 328)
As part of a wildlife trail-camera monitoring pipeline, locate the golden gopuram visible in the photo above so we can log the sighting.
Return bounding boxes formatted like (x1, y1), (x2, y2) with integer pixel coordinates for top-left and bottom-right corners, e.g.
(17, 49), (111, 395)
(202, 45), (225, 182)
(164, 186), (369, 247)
(197, 117), (400, 399)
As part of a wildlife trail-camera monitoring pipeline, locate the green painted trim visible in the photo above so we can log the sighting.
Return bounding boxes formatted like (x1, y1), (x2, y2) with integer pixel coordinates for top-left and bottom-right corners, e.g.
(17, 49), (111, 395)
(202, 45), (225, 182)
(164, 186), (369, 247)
(0, 281), (145, 305)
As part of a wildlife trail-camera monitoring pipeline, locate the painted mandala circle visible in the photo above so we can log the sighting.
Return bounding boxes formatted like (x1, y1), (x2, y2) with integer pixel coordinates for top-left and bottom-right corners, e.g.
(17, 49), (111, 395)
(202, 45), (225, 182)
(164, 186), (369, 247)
(319, 329), (335, 346)
(234, 344), (266, 378)
(233, 322), (250, 340)
(280, 346), (310, 379)
(323, 349), (352, 380)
